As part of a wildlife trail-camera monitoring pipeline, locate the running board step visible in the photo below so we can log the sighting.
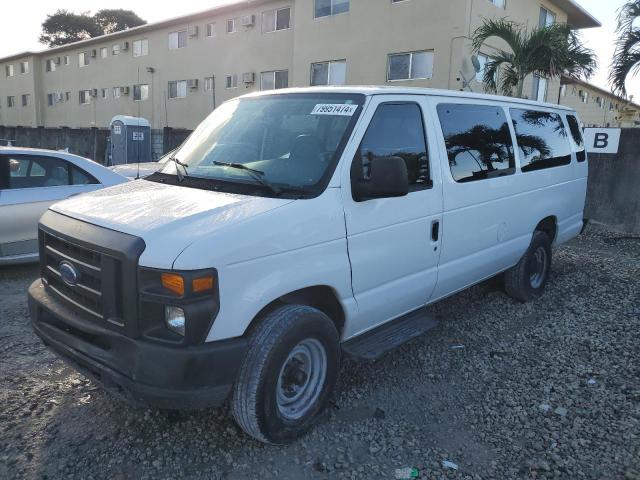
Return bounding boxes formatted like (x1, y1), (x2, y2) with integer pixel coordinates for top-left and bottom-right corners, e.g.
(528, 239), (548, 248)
(342, 309), (439, 361)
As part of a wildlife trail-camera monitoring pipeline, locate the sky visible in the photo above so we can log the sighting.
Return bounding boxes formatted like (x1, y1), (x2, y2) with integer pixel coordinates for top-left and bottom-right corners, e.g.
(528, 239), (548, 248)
(0, 0), (638, 100)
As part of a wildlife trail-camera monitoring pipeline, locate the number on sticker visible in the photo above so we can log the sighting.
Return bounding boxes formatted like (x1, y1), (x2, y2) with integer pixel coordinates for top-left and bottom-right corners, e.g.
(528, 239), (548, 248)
(311, 104), (357, 116)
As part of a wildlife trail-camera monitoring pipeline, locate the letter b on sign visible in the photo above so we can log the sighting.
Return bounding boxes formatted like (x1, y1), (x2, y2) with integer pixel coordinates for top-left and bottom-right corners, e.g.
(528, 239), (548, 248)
(584, 128), (621, 154)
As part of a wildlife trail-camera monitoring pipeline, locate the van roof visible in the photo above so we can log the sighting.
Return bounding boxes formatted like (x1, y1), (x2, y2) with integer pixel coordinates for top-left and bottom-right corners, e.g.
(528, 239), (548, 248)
(241, 86), (574, 112)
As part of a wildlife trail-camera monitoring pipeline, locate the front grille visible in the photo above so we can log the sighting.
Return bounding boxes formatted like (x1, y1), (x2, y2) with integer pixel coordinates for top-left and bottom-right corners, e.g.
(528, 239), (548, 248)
(41, 231), (124, 327)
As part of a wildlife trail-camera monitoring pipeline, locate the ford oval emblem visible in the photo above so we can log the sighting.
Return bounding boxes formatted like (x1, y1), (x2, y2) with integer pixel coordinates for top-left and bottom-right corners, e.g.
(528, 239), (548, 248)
(59, 261), (80, 286)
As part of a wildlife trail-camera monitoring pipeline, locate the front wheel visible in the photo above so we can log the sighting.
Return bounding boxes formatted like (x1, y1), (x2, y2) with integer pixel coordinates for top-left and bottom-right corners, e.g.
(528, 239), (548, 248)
(504, 231), (552, 302)
(231, 305), (340, 444)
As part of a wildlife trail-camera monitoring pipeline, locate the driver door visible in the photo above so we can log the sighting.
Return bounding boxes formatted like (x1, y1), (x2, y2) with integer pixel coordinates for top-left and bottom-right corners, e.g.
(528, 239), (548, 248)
(341, 96), (443, 338)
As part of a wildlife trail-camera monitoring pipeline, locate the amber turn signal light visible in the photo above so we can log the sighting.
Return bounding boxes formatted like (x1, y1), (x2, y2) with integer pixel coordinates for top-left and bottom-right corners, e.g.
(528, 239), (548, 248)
(161, 273), (185, 296)
(192, 276), (214, 293)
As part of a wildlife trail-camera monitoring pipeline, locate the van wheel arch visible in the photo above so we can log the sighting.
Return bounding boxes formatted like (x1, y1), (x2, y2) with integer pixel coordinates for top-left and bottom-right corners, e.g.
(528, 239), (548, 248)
(244, 286), (346, 339)
(535, 216), (557, 244)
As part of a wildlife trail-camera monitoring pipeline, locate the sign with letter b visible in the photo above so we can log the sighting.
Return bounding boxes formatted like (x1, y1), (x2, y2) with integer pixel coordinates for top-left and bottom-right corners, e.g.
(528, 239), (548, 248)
(584, 128), (621, 154)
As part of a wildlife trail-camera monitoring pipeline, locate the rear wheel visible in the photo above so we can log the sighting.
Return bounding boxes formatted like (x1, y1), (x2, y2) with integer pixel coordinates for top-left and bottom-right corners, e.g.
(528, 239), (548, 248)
(505, 231), (552, 302)
(231, 305), (340, 444)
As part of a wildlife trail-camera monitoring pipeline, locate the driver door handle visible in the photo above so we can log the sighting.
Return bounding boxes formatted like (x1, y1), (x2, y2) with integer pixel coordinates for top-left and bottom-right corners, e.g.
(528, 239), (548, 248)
(431, 220), (440, 242)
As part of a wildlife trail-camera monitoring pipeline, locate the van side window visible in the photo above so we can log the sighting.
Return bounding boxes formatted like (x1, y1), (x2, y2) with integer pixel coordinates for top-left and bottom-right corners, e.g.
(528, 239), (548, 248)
(436, 103), (515, 183)
(510, 109), (572, 172)
(353, 103), (431, 191)
(566, 114), (586, 162)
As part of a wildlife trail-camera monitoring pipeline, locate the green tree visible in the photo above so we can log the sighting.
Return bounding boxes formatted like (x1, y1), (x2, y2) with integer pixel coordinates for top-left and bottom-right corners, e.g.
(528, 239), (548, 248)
(471, 19), (597, 99)
(610, 0), (640, 97)
(39, 9), (146, 47)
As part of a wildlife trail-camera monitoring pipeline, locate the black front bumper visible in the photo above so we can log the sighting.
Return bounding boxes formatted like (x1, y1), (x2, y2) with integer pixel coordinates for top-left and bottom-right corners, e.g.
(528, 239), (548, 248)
(29, 279), (248, 410)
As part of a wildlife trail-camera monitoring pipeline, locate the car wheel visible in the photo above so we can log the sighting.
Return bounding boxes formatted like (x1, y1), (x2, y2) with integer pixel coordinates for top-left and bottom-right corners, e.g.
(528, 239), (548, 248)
(231, 304), (340, 444)
(505, 230), (552, 302)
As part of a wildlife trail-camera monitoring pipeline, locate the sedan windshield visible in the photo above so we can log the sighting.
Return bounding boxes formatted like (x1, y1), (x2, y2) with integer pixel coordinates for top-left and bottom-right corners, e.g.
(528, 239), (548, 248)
(153, 93), (364, 197)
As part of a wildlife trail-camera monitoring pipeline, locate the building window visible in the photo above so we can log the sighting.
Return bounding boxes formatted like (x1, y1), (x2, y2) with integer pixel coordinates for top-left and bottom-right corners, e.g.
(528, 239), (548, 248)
(559, 84), (567, 97)
(225, 74), (238, 89)
(204, 77), (214, 91)
(133, 84), (149, 101)
(79, 90), (91, 105)
(532, 75), (548, 102)
(488, 0), (506, 8)
(510, 108), (572, 172)
(260, 70), (289, 90)
(100, 47), (108, 59)
(112, 44), (121, 55)
(101, 88), (108, 98)
(79, 52), (90, 67)
(6, 64), (14, 77)
(7, 96), (15, 107)
(227, 18), (238, 33)
(315, 0), (349, 18)
(437, 103), (515, 182)
(168, 80), (187, 98)
(388, 50), (434, 81)
(579, 90), (589, 103)
(65, 92), (70, 101)
(20, 61), (29, 74)
(311, 60), (347, 86)
(21, 94), (30, 107)
(539, 7), (556, 27)
(45, 59), (56, 72)
(169, 31), (187, 49)
(206, 23), (216, 37)
(475, 53), (491, 82)
(113, 87), (121, 98)
(133, 39), (148, 57)
(263, 7), (291, 33)
(47, 93), (55, 106)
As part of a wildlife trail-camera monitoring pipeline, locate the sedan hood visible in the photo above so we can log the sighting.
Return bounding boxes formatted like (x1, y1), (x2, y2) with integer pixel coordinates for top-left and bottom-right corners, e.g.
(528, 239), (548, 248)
(50, 179), (293, 269)
(109, 162), (164, 179)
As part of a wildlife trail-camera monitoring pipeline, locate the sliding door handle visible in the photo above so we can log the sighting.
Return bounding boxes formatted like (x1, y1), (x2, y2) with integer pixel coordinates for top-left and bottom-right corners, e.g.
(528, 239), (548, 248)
(431, 220), (440, 242)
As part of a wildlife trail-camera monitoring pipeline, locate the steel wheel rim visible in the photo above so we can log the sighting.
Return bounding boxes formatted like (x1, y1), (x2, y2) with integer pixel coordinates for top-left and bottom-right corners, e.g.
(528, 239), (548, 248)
(276, 338), (327, 421)
(529, 246), (548, 289)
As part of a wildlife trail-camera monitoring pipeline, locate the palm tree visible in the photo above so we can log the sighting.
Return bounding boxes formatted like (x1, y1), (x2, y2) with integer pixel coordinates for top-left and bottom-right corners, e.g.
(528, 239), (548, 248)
(610, 0), (640, 97)
(471, 19), (597, 98)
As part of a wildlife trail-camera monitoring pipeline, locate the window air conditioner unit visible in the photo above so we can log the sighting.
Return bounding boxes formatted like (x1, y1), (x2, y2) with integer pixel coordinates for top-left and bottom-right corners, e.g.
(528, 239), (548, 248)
(120, 86), (130, 95)
(187, 79), (199, 89)
(188, 25), (199, 37)
(91, 88), (98, 97)
(91, 49), (97, 58)
(242, 72), (256, 84)
(122, 41), (129, 51)
(241, 15), (255, 27)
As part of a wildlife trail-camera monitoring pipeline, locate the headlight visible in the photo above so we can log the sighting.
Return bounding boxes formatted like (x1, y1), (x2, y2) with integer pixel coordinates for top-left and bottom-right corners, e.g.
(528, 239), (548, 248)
(165, 306), (186, 336)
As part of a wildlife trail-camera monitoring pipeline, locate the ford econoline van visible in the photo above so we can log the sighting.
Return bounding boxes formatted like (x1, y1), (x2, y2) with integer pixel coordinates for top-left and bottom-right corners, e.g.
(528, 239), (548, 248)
(28, 87), (588, 444)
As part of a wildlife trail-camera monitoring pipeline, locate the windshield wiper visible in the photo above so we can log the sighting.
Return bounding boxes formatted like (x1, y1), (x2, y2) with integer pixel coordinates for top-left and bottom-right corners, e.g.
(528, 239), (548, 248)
(170, 156), (189, 182)
(213, 161), (282, 195)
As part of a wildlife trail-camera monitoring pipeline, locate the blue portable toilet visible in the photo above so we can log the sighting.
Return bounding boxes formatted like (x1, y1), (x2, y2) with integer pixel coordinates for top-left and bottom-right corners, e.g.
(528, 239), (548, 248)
(108, 115), (151, 166)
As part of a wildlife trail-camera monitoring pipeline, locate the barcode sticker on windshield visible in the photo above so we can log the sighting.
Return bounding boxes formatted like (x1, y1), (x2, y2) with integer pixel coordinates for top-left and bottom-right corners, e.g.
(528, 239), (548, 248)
(311, 104), (357, 116)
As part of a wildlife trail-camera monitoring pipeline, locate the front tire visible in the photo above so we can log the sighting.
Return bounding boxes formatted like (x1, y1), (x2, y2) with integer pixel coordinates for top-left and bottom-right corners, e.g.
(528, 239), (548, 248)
(505, 231), (552, 302)
(231, 305), (340, 444)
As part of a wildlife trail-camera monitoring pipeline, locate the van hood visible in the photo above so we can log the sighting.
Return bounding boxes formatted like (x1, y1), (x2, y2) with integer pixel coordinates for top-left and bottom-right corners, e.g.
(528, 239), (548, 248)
(50, 179), (294, 269)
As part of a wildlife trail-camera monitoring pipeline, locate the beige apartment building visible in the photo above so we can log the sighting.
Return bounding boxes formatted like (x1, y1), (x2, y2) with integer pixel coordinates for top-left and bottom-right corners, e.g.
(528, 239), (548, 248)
(559, 75), (640, 127)
(0, 0), (601, 131)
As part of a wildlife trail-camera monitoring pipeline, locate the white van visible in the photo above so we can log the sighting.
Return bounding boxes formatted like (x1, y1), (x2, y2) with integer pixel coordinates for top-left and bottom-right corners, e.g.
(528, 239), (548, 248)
(28, 87), (587, 444)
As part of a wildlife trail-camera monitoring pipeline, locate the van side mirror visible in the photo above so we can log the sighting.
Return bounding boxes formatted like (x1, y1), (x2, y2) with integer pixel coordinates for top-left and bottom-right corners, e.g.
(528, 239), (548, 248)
(352, 155), (409, 202)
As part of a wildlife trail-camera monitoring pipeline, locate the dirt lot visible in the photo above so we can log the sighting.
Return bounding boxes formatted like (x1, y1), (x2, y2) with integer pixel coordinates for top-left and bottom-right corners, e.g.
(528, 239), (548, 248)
(1, 226), (639, 480)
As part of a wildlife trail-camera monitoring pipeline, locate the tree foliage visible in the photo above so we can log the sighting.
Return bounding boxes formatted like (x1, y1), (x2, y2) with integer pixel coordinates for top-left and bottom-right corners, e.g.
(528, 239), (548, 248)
(471, 19), (597, 99)
(610, 0), (640, 97)
(39, 9), (146, 47)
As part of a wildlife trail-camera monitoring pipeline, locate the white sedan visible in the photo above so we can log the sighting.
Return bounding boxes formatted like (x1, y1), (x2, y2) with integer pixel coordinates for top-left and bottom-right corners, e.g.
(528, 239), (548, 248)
(0, 147), (127, 265)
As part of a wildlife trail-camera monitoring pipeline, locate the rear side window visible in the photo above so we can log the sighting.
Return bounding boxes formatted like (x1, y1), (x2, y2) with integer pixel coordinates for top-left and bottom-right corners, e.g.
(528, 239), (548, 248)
(353, 103), (431, 191)
(510, 109), (572, 172)
(436, 103), (515, 183)
(71, 165), (99, 184)
(566, 114), (586, 162)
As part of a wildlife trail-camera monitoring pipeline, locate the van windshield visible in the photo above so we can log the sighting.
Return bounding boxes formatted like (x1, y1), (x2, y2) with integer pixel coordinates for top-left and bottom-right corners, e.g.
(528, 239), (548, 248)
(151, 93), (365, 198)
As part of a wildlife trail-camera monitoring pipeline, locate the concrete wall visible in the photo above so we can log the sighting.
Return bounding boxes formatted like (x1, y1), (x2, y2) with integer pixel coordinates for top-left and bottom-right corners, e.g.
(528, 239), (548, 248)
(585, 129), (640, 234)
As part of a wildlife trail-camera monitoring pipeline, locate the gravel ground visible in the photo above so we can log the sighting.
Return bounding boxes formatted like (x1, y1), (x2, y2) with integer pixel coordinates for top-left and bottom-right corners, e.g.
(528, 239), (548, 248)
(1, 225), (639, 480)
